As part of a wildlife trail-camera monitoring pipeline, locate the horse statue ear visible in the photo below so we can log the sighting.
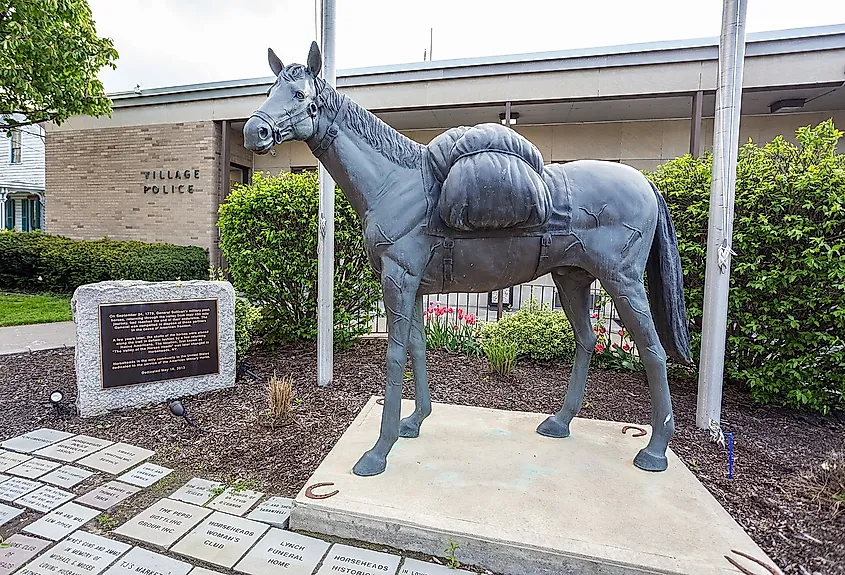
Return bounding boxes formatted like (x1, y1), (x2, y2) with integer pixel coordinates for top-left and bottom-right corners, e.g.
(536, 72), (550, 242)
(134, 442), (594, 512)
(307, 41), (322, 77)
(268, 48), (284, 76)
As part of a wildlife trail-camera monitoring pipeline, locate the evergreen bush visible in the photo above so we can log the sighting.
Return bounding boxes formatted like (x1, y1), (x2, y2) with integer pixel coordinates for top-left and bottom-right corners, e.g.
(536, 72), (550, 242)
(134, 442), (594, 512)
(217, 170), (380, 348)
(480, 298), (576, 362)
(648, 120), (845, 413)
(0, 232), (208, 293)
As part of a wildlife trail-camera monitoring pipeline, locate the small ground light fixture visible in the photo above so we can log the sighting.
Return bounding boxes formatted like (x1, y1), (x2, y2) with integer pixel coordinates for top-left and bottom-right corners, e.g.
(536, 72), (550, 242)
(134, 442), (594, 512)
(50, 390), (63, 404)
(169, 400), (197, 428)
(49, 390), (71, 418)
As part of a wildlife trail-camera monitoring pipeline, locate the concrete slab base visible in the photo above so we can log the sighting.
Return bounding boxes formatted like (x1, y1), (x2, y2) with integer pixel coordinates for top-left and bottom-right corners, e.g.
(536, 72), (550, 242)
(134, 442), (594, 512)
(291, 398), (775, 575)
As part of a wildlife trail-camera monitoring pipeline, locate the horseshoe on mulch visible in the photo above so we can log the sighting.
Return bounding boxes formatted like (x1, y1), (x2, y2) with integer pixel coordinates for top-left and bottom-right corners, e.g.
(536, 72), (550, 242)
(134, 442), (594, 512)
(724, 549), (780, 575)
(622, 425), (647, 437)
(305, 482), (339, 500)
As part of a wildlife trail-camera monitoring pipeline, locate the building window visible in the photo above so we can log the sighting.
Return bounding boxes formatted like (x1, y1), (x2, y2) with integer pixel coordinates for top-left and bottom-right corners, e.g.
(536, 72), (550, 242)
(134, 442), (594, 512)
(290, 166), (316, 174)
(4, 199), (14, 230)
(10, 129), (21, 164)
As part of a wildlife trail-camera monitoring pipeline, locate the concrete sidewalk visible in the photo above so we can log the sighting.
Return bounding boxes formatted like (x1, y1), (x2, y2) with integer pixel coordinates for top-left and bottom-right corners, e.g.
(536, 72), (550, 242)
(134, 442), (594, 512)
(0, 321), (76, 355)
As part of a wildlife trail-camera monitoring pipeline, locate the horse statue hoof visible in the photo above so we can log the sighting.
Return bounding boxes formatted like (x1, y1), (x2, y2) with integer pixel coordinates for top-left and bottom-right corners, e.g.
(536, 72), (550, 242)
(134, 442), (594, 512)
(536, 416), (571, 438)
(398, 417), (421, 438)
(352, 450), (387, 477)
(633, 448), (668, 472)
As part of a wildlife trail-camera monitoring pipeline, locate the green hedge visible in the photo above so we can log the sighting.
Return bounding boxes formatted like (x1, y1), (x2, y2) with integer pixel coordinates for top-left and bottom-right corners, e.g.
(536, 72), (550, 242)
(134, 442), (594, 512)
(217, 170), (381, 348)
(481, 299), (576, 362)
(0, 232), (209, 293)
(648, 120), (845, 413)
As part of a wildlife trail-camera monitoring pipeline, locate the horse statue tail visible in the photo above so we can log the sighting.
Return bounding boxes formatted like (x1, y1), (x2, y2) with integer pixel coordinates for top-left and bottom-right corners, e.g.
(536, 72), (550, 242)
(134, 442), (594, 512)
(645, 180), (691, 363)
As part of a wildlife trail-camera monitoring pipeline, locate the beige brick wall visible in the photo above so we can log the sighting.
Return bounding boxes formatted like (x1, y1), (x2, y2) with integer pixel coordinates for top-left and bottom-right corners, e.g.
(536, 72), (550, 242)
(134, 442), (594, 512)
(46, 122), (220, 259)
(257, 111), (845, 174)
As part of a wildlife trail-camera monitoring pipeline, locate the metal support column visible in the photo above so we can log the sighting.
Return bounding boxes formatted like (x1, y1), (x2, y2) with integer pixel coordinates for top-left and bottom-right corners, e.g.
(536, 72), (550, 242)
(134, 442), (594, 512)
(690, 90), (703, 158)
(696, 0), (747, 429)
(215, 119), (230, 269)
(317, 0), (337, 387)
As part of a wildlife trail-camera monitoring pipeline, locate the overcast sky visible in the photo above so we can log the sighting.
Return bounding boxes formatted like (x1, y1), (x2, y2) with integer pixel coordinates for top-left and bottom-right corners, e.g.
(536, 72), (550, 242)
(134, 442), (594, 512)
(89, 0), (845, 93)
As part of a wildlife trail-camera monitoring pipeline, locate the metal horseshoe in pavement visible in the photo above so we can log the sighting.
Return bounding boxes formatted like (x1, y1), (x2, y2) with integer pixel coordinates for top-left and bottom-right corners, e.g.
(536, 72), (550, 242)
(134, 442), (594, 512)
(622, 425), (647, 437)
(305, 482), (339, 500)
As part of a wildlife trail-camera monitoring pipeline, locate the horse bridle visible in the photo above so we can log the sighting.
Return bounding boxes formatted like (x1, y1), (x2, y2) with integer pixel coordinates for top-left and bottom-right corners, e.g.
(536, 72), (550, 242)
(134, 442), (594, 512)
(249, 100), (319, 145)
(249, 76), (349, 158)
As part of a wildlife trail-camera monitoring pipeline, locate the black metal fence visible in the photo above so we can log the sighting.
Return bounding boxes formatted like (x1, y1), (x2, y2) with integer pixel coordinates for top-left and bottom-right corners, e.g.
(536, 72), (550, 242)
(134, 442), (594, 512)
(366, 279), (636, 353)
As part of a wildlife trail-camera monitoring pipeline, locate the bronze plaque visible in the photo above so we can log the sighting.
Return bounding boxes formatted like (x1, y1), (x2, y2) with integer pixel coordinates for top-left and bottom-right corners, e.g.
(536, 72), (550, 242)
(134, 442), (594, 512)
(99, 299), (219, 389)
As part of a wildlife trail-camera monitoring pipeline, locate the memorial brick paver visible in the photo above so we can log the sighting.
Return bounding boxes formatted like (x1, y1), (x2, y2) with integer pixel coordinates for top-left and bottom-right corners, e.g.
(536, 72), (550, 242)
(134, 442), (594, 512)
(315, 544), (401, 575)
(117, 463), (172, 487)
(0, 477), (42, 502)
(171, 511), (269, 568)
(207, 487), (263, 516)
(102, 546), (193, 575)
(0, 502), (24, 526)
(114, 498), (212, 548)
(0, 534), (51, 575)
(23, 501), (101, 540)
(41, 465), (95, 488)
(17, 531), (130, 575)
(0, 451), (31, 473)
(34, 434), (114, 462)
(1, 429), (74, 454)
(76, 481), (141, 510)
(6, 458), (60, 479)
(399, 558), (474, 575)
(15, 485), (75, 512)
(77, 443), (155, 474)
(245, 496), (293, 528)
(169, 478), (222, 506)
(234, 528), (330, 575)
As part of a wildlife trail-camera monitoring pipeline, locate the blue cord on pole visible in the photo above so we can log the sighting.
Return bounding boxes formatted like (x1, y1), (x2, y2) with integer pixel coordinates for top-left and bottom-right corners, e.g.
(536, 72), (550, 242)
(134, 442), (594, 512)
(726, 432), (734, 479)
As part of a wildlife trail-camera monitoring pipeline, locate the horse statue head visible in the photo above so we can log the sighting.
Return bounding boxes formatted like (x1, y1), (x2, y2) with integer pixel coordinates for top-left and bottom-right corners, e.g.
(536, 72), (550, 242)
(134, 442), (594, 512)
(244, 42), (324, 153)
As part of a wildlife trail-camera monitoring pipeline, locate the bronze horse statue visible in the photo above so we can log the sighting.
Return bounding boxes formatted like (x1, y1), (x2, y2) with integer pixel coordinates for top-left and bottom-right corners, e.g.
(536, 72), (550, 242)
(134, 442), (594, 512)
(244, 42), (690, 477)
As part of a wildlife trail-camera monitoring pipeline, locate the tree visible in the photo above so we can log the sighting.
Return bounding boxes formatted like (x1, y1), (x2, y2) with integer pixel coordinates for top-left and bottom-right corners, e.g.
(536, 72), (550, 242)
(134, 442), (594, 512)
(0, 0), (118, 130)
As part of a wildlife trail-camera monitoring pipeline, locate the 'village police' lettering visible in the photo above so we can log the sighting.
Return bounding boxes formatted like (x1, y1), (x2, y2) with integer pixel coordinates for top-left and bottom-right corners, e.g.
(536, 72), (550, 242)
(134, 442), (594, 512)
(142, 169), (200, 194)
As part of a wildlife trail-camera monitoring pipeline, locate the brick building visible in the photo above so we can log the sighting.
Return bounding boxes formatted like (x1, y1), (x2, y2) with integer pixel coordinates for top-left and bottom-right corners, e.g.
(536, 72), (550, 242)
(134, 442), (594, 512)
(45, 25), (845, 266)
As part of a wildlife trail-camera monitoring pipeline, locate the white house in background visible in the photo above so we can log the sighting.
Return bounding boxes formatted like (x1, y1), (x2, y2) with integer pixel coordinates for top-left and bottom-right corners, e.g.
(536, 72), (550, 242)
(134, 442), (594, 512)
(1, 115), (46, 232)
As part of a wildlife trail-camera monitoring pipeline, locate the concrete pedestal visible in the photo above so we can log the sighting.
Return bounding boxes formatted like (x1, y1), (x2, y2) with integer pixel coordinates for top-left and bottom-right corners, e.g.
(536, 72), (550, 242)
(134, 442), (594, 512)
(291, 398), (774, 575)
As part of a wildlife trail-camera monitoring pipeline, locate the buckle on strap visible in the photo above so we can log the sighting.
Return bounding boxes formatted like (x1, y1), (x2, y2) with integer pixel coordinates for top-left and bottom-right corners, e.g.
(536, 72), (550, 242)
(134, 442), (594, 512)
(534, 233), (553, 277)
(443, 238), (455, 283)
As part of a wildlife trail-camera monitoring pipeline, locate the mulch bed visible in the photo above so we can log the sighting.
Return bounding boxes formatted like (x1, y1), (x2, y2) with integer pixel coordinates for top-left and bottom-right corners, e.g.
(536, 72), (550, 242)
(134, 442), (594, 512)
(1, 340), (843, 574)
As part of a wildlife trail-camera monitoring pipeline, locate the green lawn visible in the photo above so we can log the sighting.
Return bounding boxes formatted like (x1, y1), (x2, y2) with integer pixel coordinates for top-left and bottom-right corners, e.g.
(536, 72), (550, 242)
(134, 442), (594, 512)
(0, 292), (72, 327)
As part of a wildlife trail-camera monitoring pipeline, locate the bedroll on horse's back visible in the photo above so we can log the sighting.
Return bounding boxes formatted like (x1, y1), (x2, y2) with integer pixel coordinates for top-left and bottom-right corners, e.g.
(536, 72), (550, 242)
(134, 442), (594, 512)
(428, 123), (552, 232)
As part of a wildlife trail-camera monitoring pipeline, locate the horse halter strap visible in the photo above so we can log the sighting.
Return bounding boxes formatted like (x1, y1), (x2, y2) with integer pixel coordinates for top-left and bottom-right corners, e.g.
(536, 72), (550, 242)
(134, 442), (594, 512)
(249, 101), (318, 145)
(307, 91), (350, 158)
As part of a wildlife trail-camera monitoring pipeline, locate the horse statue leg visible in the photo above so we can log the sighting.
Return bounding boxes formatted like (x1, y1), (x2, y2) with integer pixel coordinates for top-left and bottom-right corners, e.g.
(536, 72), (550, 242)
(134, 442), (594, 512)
(537, 268), (597, 438)
(353, 258), (420, 477)
(399, 294), (431, 438)
(604, 274), (674, 471)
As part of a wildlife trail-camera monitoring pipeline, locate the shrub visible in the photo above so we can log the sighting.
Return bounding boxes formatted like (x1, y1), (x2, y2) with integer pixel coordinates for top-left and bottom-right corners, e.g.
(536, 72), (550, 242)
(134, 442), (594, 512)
(481, 298), (575, 362)
(424, 302), (482, 356)
(484, 339), (518, 374)
(209, 267), (261, 360)
(217, 170), (381, 348)
(648, 120), (845, 413)
(0, 232), (208, 293)
(234, 297), (261, 360)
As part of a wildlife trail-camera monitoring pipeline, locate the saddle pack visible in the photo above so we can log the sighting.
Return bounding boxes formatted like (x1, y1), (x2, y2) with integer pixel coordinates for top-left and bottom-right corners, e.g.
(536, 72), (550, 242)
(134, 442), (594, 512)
(427, 123), (552, 232)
